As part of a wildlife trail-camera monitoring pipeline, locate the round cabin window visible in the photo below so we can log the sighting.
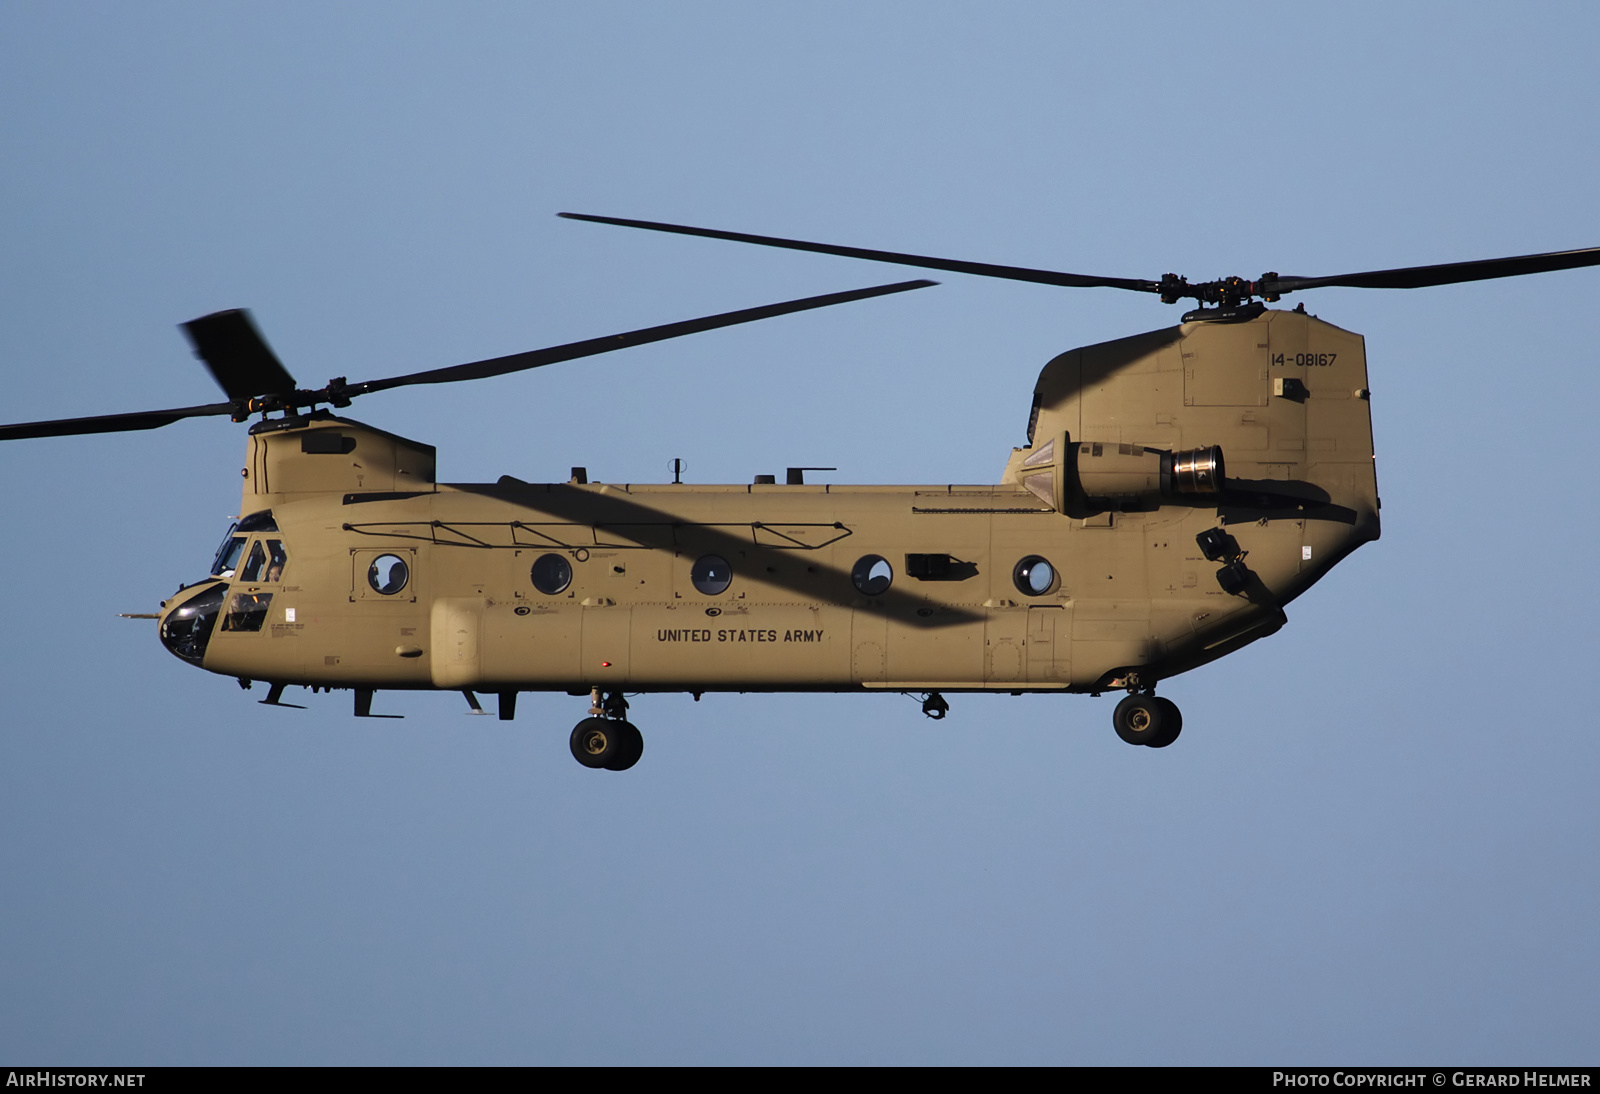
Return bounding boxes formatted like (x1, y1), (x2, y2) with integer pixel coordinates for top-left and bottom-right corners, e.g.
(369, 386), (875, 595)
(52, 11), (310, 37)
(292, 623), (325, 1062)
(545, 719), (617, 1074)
(852, 554), (894, 596)
(1013, 555), (1055, 597)
(368, 554), (410, 595)
(530, 553), (573, 595)
(691, 554), (732, 595)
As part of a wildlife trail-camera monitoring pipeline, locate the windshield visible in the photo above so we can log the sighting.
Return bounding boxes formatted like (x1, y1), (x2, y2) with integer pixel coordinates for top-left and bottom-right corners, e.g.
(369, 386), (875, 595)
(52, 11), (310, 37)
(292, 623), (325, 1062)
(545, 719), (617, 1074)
(210, 525), (246, 577)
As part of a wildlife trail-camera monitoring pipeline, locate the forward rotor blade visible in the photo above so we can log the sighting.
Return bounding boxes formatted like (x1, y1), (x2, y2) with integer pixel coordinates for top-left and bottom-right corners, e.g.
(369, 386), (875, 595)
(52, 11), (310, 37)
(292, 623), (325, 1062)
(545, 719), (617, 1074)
(560, 212), (1161, 294)
(347, 279), (936, 397)
(0, 401), (236, 442)
(1266, 245), (1600, 294)
(181, 309), (298, 399)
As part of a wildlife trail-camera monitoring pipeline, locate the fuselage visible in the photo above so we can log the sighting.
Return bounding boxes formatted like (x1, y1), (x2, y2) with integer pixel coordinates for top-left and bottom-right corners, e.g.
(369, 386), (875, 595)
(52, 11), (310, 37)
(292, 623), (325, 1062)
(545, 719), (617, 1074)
(159, 309), (1381, 699)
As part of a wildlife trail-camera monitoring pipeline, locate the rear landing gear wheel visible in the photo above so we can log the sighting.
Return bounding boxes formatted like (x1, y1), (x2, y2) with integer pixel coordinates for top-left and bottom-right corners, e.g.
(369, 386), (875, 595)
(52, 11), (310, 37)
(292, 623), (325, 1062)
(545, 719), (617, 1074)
(1145, 697), (1183, 749)
(569, 717), (645, 771)
(1114, 693), (1173, 747)
(604, 721), (644, 771)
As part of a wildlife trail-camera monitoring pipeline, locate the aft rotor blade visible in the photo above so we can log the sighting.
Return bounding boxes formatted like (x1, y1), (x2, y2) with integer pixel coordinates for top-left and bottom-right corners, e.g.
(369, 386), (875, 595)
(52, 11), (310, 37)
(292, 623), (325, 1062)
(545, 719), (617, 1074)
(181, 309), (299, 399)
(348, 279), (936, 396)
(559, 212), (1161, 294)
(1266, 245), (1600, 294)
(0, 401), (236, 442)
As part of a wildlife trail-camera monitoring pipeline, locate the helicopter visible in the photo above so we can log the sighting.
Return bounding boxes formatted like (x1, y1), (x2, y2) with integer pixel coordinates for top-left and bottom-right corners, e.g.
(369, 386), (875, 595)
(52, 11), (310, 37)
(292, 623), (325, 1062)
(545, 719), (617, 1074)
(6, 217), (1600, 771)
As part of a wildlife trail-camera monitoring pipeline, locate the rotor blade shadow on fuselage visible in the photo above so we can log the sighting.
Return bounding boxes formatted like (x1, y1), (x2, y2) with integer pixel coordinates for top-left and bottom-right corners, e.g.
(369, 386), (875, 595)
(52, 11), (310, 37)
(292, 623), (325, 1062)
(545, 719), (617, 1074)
(1218, 479), (1357, 525)
(450, 482), (986, 626)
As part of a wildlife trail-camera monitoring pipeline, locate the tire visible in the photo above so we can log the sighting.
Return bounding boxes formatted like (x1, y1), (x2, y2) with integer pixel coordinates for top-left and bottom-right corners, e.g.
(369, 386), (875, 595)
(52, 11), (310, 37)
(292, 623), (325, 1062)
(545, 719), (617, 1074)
(1144, 697), (1183, 749)
(603, 721), (644, 771)
(1113, 694), (1167, 746)
(570, 717), (621, 768)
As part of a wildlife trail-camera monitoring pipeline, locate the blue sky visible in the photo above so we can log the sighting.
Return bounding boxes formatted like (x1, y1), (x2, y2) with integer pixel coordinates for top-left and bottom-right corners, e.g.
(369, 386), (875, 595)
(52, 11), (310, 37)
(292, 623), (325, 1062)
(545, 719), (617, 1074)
(2, 2), (1598, 1064)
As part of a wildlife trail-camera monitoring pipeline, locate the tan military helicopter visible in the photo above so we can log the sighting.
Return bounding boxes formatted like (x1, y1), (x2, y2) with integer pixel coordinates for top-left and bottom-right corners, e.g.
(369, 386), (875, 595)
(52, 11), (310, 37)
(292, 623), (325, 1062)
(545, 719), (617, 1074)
(7, 216), (1600, 771)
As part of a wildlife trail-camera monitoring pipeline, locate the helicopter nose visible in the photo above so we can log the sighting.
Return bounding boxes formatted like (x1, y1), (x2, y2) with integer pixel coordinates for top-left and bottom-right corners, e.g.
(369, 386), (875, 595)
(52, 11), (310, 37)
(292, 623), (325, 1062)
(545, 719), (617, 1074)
(158, 582), (228, 667)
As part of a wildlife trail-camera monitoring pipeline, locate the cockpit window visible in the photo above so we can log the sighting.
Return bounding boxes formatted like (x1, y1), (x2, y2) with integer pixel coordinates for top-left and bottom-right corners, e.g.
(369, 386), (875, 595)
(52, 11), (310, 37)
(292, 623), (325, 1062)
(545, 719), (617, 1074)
(211, 528), (246, 577)
(240, 541), (268, 583)
(265, 540), (287, 582)
(221, 592), (273, 633)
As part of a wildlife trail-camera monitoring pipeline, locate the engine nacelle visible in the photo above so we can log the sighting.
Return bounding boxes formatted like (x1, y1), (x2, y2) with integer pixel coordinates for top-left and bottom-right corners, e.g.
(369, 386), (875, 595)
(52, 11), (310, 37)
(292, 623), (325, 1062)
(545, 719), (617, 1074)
(1014, 431), (1224, 513)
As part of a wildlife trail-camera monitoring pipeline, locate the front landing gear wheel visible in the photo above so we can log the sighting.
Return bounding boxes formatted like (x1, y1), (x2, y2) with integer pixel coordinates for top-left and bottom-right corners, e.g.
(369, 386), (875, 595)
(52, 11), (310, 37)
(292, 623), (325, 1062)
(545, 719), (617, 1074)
(1145, 697), (1183, 749)
(569, 716), (643, 767)
(570, 718), (614, 768)
(1114, 693), (1173, 747)
(570, 717), (645, 770)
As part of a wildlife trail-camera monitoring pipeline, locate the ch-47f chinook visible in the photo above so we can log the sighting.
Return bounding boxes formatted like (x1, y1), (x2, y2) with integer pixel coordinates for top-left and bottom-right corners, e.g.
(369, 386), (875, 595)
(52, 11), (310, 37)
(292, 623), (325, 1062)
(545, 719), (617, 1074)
(8, 222), (1600, 771)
